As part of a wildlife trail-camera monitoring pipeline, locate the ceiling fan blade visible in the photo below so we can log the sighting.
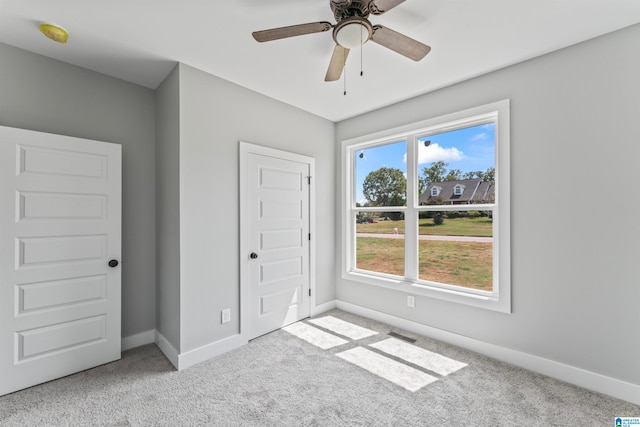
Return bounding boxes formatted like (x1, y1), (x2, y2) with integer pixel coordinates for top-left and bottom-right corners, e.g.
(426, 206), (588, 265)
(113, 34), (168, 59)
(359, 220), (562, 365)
(369, 0), (406, 15)
(325, 45), (350, 81)
(252, 22), (333, 42)
(371, 25), (431, 61)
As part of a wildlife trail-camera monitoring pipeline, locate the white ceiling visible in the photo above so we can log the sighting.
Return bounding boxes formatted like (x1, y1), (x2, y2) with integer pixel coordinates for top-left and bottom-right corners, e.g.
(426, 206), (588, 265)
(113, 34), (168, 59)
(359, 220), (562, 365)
(1, 0), (640, 122)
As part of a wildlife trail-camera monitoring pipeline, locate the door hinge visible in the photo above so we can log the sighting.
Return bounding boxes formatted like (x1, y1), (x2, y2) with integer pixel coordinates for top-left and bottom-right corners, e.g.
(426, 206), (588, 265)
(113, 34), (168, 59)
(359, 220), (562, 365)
(309, 289), (311, 297)
(307, 176), (311, 185)
(308, 233), (311, 241)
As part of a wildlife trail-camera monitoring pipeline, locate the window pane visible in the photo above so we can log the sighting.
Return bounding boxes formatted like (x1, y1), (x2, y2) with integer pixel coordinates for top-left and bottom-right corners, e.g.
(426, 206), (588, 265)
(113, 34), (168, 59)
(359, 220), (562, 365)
(355, 215), (404, 277)
(355, 141), (407, 208)
(418, 123), (495, 205)
(418, 211), (493, 291)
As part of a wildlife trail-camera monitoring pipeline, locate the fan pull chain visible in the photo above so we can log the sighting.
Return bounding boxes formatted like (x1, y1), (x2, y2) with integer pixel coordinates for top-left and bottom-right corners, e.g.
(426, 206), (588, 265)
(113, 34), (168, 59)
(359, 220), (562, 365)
(343, 48), (347, 96)
(360, 26), (364, 77)
(343, 71), (347, 95)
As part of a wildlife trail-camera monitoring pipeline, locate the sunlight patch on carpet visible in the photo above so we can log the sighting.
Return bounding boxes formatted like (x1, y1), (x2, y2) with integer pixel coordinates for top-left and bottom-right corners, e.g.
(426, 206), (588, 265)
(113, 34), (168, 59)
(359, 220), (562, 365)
(283, 322), (348, 349)
(336, 347), (437, 392)
(308, 316), (378, 340)
(370, 338), (467, 376)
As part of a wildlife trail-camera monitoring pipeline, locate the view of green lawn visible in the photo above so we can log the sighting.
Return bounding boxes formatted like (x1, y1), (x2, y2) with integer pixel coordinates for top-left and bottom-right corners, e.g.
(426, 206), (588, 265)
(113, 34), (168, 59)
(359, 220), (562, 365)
(356, 237), (493, 291)
(355, 216), (493, 290)
(356, 216), (492, 237)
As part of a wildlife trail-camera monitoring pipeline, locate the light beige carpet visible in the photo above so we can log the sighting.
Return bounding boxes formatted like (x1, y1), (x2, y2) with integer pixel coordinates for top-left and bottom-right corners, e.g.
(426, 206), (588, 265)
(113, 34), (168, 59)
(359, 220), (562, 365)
(1, 309), (637, 426)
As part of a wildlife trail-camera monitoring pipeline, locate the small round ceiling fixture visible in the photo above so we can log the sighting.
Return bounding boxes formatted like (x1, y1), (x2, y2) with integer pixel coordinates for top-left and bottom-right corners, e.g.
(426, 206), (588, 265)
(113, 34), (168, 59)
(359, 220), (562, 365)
(333, 18), (372, 49)
(39, 23), (68, 44)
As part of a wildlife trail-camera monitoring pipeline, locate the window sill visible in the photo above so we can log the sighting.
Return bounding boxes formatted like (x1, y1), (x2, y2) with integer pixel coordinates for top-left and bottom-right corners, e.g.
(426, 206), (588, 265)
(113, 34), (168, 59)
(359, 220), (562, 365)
(343, 270), (511, 313)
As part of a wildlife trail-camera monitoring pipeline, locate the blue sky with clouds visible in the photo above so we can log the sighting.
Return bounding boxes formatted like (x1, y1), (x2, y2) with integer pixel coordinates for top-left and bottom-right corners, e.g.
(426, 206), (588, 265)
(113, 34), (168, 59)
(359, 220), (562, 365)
(355, 123), (495, 203)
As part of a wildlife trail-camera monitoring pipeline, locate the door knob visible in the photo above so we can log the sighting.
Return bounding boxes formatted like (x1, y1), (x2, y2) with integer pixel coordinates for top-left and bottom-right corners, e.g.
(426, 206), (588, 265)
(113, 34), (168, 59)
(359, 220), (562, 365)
(108, 259), (119, 268)
(250, 252), (258, 259)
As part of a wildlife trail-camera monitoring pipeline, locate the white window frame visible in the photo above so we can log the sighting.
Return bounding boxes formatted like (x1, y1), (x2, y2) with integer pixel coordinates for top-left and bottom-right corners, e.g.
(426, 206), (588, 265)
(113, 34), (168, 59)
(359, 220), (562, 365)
(341, 100), (511, 313)
(454, 184), (464, 196)
(431, 187), (440, 197)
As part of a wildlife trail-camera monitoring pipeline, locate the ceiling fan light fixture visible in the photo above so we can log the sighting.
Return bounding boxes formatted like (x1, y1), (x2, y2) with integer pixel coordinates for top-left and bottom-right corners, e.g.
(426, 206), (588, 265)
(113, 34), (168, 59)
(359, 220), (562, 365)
(252, 0), (430, 83)
(335, 20), (372, 49)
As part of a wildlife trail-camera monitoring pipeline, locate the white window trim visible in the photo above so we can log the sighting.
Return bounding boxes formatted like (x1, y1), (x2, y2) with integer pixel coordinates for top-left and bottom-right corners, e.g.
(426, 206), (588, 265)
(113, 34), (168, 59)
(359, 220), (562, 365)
(341, 100), (511, 313)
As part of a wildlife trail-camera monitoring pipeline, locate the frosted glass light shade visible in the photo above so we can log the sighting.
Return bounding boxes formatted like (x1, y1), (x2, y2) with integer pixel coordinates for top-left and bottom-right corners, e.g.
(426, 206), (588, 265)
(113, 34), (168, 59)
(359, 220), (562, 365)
(336, 22), (369, 49)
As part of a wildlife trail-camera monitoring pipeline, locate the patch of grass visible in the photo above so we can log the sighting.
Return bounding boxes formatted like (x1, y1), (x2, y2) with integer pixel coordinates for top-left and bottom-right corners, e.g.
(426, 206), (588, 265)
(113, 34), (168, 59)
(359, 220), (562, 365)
(356, 216), (492, 237)
(356, 237), (492, 291)
(355, 237), (404, 277)
(356, 219), (405, 235)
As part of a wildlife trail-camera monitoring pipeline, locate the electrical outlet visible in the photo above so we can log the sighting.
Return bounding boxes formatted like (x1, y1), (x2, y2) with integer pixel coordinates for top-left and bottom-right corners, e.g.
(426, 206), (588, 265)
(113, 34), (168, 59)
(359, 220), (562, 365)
(407, 295), (415, 308)
(221, 308), (231, 324)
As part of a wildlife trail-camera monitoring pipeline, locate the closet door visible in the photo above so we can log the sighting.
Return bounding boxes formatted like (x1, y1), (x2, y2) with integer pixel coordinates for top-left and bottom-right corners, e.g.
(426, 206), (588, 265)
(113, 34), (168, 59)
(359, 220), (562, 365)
(241, 143), (312, 340)
(0, 126), (121, 396)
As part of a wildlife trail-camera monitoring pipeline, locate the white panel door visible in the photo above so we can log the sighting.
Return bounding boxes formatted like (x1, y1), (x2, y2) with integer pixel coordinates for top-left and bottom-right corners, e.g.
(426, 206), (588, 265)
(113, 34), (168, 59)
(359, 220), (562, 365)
(0, 125), (121, 396)
(247, 152), (310, 339)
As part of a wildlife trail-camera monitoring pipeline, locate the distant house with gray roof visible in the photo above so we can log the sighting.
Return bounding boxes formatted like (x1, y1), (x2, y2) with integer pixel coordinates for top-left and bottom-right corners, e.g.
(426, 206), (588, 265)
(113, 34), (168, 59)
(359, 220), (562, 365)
(420, 179), (494, 205)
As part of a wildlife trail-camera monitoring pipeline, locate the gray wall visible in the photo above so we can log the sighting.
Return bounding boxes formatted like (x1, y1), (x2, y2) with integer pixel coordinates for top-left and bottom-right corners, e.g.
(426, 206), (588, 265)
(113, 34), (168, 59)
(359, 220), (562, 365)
(335, 24), (640, 385)
(0, 43), (157, 338)
(155, 65), (182, 349)
(157, 64), (335, 352)
(4, 20), (637, 388)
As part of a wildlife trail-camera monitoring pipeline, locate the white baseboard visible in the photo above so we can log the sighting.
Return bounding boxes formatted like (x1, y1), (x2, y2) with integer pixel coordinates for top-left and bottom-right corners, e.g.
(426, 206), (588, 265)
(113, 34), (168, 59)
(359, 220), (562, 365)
(148, 331), (247, 371)
(155, 330), (179, 369)
(312, 300), (337, 317)
(177, 334), (247, 370)
(336, 300), (640, 406)
(121, 329), (155, 351)
(173, 300), (334, 369)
